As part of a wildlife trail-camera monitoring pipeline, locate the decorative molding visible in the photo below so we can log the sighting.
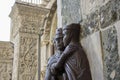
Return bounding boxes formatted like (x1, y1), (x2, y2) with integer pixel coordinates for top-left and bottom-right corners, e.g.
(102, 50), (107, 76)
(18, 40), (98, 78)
(9, 2), (50, 39)
(8, 1), (57, 80)
(0, 42), (14, 60)
(42, 0), (57, 42)
(10, 2), (50, 18)
(0, 42), (14, 80)
(18, 36), (38, 80)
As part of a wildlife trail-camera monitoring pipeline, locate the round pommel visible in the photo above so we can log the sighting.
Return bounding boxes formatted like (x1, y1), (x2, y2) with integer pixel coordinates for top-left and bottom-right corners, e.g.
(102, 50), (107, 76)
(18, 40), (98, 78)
(55, 28), (63, 38)
(63, 23), (81, 31)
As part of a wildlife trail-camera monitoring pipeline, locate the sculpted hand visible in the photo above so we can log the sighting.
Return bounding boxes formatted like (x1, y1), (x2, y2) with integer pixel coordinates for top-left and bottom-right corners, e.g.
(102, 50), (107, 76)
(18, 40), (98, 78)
(50, 63), (57, 75)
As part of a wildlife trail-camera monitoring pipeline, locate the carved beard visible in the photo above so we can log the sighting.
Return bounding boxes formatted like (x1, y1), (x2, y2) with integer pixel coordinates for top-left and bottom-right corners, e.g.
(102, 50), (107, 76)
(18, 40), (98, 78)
(57, 46), (64, 51)
(56, 42), (64, 51)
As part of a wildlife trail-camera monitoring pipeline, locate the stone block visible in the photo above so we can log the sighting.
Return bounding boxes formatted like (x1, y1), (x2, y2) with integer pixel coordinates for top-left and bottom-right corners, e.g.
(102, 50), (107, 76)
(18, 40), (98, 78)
(101, 25), (120, 80)
(81, 0), (120, 37)
(81, 31), (104, 80)
(61, 0), (81, 25)
(114, 21), (120, 57)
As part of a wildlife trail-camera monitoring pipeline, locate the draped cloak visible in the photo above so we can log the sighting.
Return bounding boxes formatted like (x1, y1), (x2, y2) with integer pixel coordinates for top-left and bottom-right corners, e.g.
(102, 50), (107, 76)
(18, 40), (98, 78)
(45, 51), (64, 80)
(56, 43), (92, 80)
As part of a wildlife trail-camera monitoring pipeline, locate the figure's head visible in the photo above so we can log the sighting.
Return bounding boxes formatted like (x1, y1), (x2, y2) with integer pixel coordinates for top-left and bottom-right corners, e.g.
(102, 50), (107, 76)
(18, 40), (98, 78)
(54, 28), (64, 51)
(63, 23), (81, 47)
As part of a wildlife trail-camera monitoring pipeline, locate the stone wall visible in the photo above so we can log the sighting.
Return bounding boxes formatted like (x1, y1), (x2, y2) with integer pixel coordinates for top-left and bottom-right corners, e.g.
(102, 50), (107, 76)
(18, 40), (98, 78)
(81, 1), (120, 79)
(57, 0), (81, 26)
(0, 41), (14, 80)
(57, 0), (120, 80)
(101, 21), (120, 80)
(81, 0), (120, 37)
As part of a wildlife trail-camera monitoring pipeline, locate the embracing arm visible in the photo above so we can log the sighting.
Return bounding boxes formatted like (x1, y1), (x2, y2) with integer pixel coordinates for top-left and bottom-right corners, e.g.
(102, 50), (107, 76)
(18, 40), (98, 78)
(55, 45), (76, 69)
(50, 45), (77, 75)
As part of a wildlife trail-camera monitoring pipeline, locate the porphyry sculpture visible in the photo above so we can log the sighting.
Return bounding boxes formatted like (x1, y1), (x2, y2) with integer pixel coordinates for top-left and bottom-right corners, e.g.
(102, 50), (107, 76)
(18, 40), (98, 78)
(45, 23), (92, 80)
(44, 28), (65, 80)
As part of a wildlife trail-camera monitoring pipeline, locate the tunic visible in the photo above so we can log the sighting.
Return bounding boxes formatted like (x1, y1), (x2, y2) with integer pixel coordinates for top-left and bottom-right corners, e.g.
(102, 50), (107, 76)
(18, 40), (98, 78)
(55, 43), (92, 80)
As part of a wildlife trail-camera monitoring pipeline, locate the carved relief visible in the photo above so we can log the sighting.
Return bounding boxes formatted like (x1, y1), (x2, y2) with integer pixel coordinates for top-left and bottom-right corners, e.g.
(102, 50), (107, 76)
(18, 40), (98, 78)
(8, 1), (56, 80)
(41, 71), (46, 80)
(10, 2), (50, 41)
(0, 63), (12, 80)
(20, 15), (40, 34)
(19, 37), (38, 80)
(41, 1), (57, 42)
(0, 42), (13, 80)
(0, 47), (13, 60)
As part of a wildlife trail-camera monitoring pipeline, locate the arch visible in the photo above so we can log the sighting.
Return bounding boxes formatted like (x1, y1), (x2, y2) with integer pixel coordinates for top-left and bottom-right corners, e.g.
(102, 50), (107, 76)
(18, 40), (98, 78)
(41, 0), (57, 45)
(40, 1), (57, 79)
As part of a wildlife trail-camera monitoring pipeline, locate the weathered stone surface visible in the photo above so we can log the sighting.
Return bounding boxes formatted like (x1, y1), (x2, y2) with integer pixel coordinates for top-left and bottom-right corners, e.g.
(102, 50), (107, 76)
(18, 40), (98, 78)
(114, 21), (120, 57)
(12, 34), (20, 80)
(57, 0), (120, 80)
(16, 0), (41, 4)
(101, 26), (120, 80)
(61, 0), (81, 25)
(9, 1), (57, 80)
(80, 0), (109, 19)
(9, 2), (50, 42)
(81, 31), (104, 80)
(57, 0), (62, 27)
(81, 0), (120, 37)
(0, 0), (119, 80)
(41, 0), (57, 42)
(57, 0), (120, 37)
(100, 0), (119, 28)
(81, 10), (100, 37)
(11, 33), (39, 80)
(40, 1), (57, 80)
(0, 42), (14, 80)
(9, 2), (49, 80)
(18, 34), (38, 80)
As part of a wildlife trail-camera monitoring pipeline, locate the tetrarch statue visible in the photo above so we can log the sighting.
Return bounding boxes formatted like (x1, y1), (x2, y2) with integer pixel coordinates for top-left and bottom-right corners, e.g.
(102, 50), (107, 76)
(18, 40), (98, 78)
(44, 28), (65, 80)
(45, 23), (92, 80)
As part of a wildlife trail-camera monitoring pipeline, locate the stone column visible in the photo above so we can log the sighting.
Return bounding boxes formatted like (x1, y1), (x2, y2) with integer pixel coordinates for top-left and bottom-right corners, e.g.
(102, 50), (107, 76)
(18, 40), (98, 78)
(40, 41), (49, 80)
(9, 2), (49, 80)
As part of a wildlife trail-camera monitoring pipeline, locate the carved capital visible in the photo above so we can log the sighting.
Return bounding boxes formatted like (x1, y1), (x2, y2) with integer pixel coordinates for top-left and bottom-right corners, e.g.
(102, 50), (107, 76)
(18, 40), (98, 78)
(9, 2), (50, 41)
